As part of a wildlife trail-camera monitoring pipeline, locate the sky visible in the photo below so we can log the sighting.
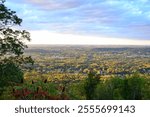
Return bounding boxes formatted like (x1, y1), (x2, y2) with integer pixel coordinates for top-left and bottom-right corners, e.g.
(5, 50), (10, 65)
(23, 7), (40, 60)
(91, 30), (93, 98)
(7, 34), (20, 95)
(5, 0), (150, 45)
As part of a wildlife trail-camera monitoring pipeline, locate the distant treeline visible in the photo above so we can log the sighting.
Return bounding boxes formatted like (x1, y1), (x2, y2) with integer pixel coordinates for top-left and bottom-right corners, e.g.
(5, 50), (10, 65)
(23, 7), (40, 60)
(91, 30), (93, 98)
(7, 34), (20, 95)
(92, 47), (150, 53)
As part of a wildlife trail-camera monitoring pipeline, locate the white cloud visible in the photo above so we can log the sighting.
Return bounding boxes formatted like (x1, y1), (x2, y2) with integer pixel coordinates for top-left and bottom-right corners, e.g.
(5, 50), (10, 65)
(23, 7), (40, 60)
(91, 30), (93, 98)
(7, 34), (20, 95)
(27, 30), (150, 45)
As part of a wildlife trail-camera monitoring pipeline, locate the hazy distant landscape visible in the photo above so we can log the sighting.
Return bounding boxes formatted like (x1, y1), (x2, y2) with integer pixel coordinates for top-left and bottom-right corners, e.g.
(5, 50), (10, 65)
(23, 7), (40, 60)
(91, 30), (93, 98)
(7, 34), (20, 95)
(25, 45), (150, 76)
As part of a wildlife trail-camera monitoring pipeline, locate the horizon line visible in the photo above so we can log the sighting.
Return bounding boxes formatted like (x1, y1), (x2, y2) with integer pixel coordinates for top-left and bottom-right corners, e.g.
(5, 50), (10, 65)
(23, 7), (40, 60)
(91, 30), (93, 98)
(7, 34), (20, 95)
(27, 44), (150, 46)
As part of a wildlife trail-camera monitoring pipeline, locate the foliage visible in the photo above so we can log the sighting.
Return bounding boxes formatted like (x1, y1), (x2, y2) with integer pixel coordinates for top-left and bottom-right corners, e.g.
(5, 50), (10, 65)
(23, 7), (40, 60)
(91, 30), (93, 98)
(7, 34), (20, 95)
(84, 70), (100, 100)
(12, 77), (85, 100)
(68, 81), (86, 100)
(0, 0), (33, 93)
(0, 72), (150, 99)
(142, 78), (150, 99)
(122, 73), (144, 100)
(12, 79), (70, 100)
(0, 61), (23, 94)
(95, 77), (124, 100)
(0, 0), (33, 64)
(95, 74), (145, 100)
(0, 86), (15, 99)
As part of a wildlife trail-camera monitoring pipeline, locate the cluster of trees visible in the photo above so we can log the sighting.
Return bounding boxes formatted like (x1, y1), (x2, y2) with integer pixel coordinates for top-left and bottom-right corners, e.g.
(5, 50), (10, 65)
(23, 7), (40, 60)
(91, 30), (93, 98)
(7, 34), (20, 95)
(1, 71), (150, 100)
(69, 73), (150, 100)
(85, 73), (148, 100)
(0, 0), (33, 94)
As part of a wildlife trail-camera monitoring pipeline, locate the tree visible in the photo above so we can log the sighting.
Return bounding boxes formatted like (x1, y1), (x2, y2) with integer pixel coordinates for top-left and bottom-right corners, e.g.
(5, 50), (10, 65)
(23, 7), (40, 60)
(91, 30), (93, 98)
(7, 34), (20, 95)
(122, 74), (144, 100)
(95, 77), (124, 100)
(84, 70), (100, 100)
(0, 0), (33, 91)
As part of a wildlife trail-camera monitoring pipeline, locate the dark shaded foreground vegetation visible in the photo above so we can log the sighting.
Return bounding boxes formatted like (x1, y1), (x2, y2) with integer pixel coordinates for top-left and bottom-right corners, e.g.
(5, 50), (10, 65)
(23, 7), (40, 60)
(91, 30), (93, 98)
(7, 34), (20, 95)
(0, 71), (150, 100)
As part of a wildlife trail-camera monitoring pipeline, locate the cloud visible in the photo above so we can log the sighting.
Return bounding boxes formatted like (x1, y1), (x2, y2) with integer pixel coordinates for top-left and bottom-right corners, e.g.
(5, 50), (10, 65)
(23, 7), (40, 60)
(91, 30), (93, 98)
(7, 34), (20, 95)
(24, 0), (84, 10)
(28, 30), (150, 45)
(5, 0), (150, 42)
